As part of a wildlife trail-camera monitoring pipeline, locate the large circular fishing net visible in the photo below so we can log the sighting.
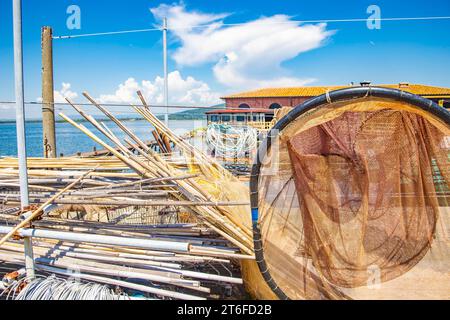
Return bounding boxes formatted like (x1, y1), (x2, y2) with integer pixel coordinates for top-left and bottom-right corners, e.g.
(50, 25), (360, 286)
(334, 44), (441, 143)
(250, 87), (450, 299)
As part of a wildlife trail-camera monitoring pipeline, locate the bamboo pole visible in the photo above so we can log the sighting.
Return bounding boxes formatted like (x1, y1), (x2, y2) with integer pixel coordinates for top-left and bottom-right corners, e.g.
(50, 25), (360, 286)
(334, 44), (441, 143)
(58, 113), (149, 176)
(59, 101), (254, 254)
(82, 92), (159, 154)
(0, 168), (96, 247)
(125, 140), (254, 254)
(77, 94), (177, 179)
(133, 107), (253, 242)
(131, 99), (253, 241)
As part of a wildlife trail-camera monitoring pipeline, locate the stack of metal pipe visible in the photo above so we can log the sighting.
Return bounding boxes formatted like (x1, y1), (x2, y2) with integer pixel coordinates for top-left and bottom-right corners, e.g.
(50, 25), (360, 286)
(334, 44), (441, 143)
(0, 90), (254, 300)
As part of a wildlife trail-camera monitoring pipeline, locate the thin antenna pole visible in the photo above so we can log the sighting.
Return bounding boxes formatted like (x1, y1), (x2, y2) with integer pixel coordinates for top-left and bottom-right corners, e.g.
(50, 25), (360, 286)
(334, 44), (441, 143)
(12, 0), (35, 278)
(163, 17), (169, 127)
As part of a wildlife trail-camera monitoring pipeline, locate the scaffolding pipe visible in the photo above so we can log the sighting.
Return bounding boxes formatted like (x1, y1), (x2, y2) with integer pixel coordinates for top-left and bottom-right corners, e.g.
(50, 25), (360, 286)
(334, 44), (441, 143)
(0, 226), (190, 252)
(12, 0), (35, 279)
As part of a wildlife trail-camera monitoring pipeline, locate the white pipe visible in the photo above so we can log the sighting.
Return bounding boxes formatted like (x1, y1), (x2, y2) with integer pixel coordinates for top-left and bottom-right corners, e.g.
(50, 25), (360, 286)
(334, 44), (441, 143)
(13, 0), (28, 205)
(20, 204), (59, 220)
(0, 251), (210, 293)
(0, 226), (190, 252)
(37, 264), (204, 300)
(12, 0), (34, 279)
(23, 237), (35, 278)
(156, 266), (243, 284)
(38, 260), (199, 287)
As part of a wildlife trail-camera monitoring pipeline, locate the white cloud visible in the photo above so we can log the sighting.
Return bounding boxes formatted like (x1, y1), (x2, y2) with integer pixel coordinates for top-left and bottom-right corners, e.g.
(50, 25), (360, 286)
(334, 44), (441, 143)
(97, 71), (221, 111)
(0, 103), (13, 110)
(37, 82), (78, 104)
(54, 82), (78, 103)
(150, 3), (334, 90)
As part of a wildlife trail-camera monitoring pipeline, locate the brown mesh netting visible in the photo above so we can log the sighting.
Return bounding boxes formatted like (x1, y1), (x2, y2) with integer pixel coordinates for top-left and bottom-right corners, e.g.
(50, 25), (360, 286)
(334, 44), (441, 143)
(255, 98), (450, 299)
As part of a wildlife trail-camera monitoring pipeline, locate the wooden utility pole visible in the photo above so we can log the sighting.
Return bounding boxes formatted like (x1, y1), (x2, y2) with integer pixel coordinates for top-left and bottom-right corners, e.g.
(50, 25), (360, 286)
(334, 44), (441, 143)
(41, 26), (56, 158)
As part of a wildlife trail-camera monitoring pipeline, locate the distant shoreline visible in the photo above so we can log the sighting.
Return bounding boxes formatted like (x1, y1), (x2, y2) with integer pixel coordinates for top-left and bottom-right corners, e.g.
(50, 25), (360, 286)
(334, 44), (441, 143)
(0, 106), (221, 124)
(0, 116), (206, 124)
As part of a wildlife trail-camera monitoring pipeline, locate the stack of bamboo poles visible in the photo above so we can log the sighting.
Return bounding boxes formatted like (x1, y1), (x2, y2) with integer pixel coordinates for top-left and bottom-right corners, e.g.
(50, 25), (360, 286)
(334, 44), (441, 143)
(52, 91), (255, 256)
(0, 90), (260, 299)
(0, 157), (129, 170)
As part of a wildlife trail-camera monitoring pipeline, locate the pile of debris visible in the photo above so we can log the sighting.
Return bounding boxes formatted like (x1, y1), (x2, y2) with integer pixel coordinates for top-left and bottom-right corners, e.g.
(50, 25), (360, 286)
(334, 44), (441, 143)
(0, 91), (254, 300)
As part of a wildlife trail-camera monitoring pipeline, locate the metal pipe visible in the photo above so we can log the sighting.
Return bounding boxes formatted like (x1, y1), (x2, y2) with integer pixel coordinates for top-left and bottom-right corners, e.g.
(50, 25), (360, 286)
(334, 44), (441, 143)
(0, 225), (190, 252)
(23, 237), (35, 278)
(19, 204), (59, 220)
(162, 17), (169, 127)
(37, 264), (203, 300)
(12, 0), (28, 211)
(13, 0), (35, 279)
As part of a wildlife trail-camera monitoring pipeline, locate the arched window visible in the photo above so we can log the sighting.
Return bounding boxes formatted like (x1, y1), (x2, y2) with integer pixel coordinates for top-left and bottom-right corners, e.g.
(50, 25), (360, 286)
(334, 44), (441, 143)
(239, 103), (250, 109)
(269, 103), (282, 110)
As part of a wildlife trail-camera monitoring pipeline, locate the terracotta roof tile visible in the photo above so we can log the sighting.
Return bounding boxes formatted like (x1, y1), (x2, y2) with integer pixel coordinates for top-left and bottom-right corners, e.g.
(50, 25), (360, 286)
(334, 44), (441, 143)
(205, 109), (273, 114)
(222, 84), (450, 99)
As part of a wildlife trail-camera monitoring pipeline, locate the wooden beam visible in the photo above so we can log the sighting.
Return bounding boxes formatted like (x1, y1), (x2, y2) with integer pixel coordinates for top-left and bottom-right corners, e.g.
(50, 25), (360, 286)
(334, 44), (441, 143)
(41, 26), (56, 158)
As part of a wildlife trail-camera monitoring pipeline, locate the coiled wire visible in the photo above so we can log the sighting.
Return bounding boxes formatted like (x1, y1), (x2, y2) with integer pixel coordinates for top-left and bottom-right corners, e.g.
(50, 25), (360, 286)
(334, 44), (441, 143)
(1, 275), (131, 300)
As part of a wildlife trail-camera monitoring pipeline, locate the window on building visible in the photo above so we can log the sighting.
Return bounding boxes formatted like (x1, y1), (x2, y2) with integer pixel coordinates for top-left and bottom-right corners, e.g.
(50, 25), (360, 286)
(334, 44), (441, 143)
(222, 115), (231, 122)
(269, 103), (282, 109)
(239, 103), (250, 109)
(236, 115), (245, 122)
(211, 115), (218, 122)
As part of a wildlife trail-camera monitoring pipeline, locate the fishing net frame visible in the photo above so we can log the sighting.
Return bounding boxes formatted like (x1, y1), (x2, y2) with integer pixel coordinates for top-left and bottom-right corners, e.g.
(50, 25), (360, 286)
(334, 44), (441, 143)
(250, 86), (450, 300)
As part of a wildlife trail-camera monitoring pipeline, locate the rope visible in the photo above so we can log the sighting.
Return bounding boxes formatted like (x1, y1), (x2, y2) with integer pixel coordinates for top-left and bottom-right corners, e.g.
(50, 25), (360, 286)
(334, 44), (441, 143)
(206, 124), (258, 158)
(326, 90), (332, 104)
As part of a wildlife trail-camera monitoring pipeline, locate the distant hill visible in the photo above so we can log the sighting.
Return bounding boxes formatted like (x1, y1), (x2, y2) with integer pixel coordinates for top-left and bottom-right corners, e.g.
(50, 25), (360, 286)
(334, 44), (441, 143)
(161, 103), (225, 120)
(0, 104), (226, 124)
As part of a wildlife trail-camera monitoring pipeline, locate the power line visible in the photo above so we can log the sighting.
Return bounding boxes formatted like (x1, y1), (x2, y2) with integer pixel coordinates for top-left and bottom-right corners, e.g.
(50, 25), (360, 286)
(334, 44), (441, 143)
(0, 101), (216, 108)
(53, 27), (162, 39)
(53, 15), (450, 39)
(0, 101), (239, 110)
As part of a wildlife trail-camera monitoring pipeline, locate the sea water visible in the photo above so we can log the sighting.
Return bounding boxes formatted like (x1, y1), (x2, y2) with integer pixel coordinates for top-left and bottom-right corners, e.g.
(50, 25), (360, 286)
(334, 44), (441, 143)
(0, 119), (206, 157)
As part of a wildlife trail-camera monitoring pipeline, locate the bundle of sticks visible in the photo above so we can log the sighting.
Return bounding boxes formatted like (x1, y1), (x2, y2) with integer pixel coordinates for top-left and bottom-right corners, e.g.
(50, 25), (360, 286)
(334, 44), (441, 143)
(57, 91), (254, 255)
(0, 90), (254, 299)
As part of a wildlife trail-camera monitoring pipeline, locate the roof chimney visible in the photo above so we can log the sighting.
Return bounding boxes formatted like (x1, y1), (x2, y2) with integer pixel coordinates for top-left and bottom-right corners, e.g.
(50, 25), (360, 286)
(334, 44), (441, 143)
(360, 81), (371, 87)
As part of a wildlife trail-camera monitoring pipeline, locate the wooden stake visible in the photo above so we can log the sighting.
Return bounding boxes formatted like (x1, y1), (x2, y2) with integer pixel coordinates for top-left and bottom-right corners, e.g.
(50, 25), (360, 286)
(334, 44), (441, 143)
(41, 26), (56, 158)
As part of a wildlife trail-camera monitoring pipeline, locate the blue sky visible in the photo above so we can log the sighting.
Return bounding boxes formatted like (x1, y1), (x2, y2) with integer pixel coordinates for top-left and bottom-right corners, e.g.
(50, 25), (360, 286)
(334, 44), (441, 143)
(0, 0), (450, 119)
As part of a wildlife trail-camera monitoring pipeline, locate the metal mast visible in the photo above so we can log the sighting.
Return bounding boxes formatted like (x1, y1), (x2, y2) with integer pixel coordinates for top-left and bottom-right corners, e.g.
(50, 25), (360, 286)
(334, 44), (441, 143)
(12, 0), (35, 278)
(163, 17), (169, 127)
